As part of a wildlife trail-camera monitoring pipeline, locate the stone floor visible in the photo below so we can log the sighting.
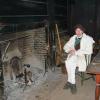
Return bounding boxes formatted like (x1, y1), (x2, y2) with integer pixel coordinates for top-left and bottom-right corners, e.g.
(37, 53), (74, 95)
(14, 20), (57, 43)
(25, 68), (96, 100)
(1, 67), (97, 100)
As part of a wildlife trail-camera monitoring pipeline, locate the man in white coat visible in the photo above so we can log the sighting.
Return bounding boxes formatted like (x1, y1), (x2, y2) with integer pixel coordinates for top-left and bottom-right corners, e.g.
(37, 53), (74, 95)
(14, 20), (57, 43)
(63, 24), (95, 94)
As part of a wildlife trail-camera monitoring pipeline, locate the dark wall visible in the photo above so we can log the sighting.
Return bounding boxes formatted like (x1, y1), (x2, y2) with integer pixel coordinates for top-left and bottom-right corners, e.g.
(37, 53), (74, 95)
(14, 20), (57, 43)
(69, 0), (100, 40)
(0, 0), (67, 24)
(0, 0), (67, 34)
(96, 1), (100, 40)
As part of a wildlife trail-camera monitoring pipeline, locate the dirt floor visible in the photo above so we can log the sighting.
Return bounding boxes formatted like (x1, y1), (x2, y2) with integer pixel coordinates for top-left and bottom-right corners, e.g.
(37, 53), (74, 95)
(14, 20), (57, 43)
(25, 68), (96, 100)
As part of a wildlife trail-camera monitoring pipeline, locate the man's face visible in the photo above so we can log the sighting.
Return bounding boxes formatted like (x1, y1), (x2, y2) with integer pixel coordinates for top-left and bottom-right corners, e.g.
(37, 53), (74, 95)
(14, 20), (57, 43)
(75, 28), (83, 37)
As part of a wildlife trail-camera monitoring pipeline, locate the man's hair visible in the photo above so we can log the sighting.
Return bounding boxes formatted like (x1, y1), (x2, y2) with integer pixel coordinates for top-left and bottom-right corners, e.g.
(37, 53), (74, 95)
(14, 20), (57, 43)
(74, 24), (86, 32)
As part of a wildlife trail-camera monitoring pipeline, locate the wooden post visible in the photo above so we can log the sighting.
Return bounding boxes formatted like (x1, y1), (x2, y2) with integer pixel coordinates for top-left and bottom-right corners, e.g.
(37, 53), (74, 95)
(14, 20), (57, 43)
(95, 74), (100, 100)
(55, 24), (62, 53)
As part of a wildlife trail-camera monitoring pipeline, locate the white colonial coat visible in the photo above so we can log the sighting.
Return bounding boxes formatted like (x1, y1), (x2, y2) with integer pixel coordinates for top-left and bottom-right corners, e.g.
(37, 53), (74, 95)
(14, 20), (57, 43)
(63, 33), (95, 84)
(64, 33), (95, 71)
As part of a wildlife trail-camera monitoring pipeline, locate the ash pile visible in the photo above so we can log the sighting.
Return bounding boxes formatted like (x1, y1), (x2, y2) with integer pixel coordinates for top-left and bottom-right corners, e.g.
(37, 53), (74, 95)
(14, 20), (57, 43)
(3, 59), (47, 100)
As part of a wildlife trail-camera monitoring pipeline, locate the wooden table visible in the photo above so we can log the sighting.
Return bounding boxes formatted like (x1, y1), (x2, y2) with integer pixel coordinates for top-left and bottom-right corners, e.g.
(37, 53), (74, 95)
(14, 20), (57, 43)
(87, 51), (100, 100)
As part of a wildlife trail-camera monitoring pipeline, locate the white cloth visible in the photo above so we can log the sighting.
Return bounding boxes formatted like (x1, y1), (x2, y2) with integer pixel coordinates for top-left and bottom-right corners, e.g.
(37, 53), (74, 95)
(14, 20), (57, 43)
(63, 33), (95, 84)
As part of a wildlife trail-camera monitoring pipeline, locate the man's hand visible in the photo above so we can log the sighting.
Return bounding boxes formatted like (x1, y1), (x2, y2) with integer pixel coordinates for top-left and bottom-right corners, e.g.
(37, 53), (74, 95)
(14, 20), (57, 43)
(69, 49), (76, 55)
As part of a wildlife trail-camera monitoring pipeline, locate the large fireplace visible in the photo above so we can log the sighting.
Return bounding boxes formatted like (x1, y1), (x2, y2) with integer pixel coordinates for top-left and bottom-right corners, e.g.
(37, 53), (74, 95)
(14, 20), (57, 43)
(0, 27), (48, 100)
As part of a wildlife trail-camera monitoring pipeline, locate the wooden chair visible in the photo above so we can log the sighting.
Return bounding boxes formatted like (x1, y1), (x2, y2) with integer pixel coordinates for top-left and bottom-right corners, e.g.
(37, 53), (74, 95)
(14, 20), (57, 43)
(76, 54), (95, 85)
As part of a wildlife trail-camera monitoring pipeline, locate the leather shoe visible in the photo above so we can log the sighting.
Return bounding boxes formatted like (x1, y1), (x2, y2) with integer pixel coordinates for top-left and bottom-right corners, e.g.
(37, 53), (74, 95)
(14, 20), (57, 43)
(70, 84), (77, 94)
(63, 82), (71, 89)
